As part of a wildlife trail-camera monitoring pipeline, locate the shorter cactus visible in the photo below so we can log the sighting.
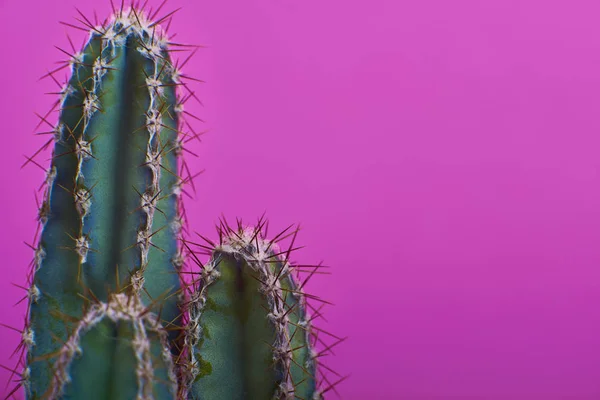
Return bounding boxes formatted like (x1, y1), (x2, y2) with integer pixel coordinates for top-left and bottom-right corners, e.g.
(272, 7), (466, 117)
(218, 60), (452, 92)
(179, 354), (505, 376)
(180, 220), (337, 400)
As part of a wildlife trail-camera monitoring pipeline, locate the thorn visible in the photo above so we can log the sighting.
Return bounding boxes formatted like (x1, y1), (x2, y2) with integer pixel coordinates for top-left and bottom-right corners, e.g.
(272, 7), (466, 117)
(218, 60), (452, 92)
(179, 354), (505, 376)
(168, 42), (206, 49)
(59, 20), (89, 32)
(21, 139), (53, 169)
(178, 48), (198, 70)
(149, 0), (168, 21)
(149, 8), (181, 29)
(39, 64), (70, 81)
(320, 374), (350, 396)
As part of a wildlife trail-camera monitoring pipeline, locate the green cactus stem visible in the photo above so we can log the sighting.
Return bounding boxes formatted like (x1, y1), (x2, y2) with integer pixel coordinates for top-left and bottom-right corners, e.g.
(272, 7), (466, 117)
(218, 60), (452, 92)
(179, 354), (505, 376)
(182, 223), (322, 400)
(44, 293), (177, 400)
(24, 7), (186, 399)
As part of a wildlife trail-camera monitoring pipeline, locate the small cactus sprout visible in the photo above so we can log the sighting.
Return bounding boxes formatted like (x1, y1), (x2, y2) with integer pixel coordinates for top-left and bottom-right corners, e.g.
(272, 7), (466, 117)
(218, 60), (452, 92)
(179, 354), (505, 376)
(45, 293), (177, 400)
(180, 219), (343, 400)
(20, 4), (195, 399)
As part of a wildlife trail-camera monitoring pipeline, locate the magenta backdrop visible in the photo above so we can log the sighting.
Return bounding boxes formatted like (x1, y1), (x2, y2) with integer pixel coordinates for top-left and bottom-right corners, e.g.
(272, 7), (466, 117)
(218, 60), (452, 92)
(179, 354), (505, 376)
(3, 0), (600, 399)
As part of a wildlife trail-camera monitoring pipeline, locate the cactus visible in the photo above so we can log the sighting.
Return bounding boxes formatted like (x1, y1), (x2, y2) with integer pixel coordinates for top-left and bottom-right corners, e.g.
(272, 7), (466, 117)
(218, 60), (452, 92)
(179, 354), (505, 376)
(22, 6), (186, 399)
(180, 221), (322, 400)
(7, 3), (343, 400)
(41, 293), (178, 399)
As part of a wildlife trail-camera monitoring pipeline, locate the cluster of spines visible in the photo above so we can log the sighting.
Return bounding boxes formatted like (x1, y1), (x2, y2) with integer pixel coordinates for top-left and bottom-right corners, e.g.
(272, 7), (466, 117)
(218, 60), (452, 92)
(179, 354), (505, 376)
(178, 217), (347, 399)
(6, 2), (205, 399)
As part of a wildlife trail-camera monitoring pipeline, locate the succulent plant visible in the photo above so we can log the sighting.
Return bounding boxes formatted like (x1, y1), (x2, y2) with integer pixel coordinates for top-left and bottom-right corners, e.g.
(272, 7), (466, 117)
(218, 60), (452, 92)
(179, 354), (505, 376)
(181, 222), (321, 400)
(5, 3), (343, 400)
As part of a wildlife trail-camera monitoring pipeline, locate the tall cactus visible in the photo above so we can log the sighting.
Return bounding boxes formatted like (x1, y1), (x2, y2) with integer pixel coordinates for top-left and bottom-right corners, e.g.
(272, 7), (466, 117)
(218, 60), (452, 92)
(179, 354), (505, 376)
(8, 4), (342, 400)
(24, 6), (184, 399)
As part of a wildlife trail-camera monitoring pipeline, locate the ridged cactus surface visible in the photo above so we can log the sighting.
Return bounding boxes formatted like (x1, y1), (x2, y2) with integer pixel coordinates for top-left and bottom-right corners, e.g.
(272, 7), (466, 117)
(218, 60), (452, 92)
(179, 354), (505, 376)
(44, 293), (177, 399)
(182, 224), (319, 400)
(25, 7), (183, 399)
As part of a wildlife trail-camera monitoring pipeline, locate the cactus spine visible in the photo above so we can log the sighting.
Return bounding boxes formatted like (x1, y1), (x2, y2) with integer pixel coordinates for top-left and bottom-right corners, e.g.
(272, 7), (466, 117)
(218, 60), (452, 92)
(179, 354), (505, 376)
(9, 4), (341, 400)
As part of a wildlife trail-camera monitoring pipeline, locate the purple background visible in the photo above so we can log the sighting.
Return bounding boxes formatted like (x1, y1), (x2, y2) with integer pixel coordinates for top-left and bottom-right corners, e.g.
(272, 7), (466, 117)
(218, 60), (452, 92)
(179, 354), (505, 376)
(3, 0), (600, 398)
